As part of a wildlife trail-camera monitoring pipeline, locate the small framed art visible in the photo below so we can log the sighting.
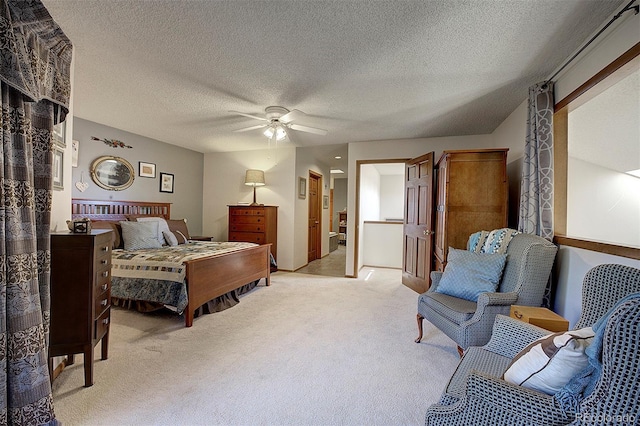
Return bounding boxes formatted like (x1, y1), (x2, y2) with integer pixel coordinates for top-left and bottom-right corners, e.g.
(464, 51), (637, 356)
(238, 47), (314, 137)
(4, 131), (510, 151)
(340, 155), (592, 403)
(323, 195), (329, 209)
(298, 177), (306, 199)
(53, 122), (66, 147)
(139, 161), (156, 178)
(53, 147), (64, 190)
(160, 172), (174, 193)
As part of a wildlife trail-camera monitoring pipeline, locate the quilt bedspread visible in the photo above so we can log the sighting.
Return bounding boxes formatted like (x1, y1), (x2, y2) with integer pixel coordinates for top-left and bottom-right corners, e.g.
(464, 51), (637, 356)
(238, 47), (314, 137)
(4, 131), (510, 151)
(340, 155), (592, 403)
(110, 241), (257, 313)
(111, 241), (258, 283)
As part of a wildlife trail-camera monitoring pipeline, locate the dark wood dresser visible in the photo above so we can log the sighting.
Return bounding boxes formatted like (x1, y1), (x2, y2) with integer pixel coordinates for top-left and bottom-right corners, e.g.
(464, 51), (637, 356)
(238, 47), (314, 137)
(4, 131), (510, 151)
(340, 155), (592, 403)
(228, 205), (278, 265)
(49, 229), (114, 387)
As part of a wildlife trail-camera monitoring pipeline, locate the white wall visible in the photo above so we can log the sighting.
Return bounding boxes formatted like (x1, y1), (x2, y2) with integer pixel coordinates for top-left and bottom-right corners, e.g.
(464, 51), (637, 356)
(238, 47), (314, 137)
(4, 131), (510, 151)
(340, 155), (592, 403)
(380, 175), (404, 220)
(489, 7), (640, 321)
(360, 164), (381, 222)
(50, 54), (75, 232)
(202, 146), (296, 271)
(568, 158), (640, 247)
(363, 222), (403, 268)
(346, 135), (494, 276)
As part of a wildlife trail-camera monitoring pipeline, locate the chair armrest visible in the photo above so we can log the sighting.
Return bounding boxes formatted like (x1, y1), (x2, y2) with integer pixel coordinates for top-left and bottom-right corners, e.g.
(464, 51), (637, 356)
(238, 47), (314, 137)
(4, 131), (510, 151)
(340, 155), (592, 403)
(476, 291), (518, 307)
(426, 372), (572, 426)
(483, 314), (550, 358)
(429, 271), (443, 292)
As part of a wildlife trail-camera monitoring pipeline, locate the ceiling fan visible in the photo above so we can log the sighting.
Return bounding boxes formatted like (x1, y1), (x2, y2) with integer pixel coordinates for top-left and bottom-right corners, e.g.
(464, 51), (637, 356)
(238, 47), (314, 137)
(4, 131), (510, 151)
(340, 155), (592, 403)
(231, 106), (328, 141)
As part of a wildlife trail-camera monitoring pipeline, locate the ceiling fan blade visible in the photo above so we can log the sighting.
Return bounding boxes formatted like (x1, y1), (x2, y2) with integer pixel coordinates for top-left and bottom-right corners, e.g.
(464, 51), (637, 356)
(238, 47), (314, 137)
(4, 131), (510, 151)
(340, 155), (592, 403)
(233, 124), (267, 133)
(289, 123), (328, 136)
(278, 109), (305, 124)
(229, 110), (268, 121)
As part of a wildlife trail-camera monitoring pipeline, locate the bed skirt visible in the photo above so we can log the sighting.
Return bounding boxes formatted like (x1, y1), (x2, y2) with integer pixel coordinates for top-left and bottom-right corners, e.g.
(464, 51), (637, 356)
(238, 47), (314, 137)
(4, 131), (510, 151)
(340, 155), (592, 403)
(111, 279), (260, 318)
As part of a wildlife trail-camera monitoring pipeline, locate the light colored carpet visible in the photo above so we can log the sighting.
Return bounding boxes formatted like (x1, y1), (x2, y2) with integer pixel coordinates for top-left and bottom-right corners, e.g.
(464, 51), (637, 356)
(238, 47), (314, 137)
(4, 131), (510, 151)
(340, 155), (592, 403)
(52, 268), (459, 425)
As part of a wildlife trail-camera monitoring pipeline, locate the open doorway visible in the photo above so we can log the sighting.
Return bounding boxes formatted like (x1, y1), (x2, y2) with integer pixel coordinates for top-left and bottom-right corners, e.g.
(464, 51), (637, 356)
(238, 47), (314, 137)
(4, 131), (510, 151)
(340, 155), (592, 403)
(352, 159), (408, 277)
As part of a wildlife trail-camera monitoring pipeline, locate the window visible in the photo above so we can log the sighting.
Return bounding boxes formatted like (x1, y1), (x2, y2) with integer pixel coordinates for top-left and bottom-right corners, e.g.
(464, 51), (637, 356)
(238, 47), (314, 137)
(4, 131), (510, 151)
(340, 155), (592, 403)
(554, 45), (640, 259)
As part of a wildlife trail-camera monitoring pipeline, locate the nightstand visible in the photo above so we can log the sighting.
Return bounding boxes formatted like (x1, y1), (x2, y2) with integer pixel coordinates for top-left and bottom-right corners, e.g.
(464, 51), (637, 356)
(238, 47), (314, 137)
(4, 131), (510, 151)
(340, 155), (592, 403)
(510, 305), (569, 332)
(189, 236), (213, 241)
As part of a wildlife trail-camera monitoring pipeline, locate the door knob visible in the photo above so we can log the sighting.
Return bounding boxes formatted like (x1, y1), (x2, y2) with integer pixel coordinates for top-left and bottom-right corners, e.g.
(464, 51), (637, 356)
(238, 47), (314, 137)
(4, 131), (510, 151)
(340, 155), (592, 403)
(423, 230), (433, 236)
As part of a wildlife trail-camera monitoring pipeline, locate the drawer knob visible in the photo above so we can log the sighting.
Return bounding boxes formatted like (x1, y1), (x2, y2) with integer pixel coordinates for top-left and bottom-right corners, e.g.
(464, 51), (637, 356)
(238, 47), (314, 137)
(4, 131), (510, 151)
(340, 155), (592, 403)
(100, 299), (108, 306)
(101, 283), (108, 291)
(101, 246), (109, 252)
(513, 310), (523, 319)
(102, 271), (109, 277)
(102, 318), (109, 325)
(101, 259), (107, 265)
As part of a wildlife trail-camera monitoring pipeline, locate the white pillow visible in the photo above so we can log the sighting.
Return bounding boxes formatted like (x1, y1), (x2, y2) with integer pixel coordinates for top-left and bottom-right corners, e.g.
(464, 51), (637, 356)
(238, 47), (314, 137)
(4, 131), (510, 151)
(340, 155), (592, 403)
(163, 230), (179, 246)
(503, 327), (595, 395)
(119, 221), (163, 250)
(136, 217), (171, 245)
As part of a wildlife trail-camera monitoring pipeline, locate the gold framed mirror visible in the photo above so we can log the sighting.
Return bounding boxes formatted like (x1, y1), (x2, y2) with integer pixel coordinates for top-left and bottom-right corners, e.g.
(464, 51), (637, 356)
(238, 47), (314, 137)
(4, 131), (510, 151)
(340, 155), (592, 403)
(90, 156), (135, 191)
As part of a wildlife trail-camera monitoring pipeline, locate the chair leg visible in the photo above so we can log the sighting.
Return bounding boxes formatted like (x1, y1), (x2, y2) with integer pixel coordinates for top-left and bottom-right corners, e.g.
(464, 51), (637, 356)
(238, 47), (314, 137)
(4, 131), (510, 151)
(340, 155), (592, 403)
(415, 313), (424, 343)
(457, 346), (464, 357)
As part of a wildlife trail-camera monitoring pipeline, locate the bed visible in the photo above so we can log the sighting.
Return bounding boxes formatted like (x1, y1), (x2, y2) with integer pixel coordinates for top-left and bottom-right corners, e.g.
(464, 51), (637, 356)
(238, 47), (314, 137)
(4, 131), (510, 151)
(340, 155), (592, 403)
(72, 198), (271, 327)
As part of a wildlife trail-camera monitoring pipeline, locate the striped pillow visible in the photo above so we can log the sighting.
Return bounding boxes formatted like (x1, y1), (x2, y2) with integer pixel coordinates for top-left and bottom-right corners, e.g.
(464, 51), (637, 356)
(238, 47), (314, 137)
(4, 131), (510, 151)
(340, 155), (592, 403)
(120, 221), (163, 250)
(503, 327), (595, 395)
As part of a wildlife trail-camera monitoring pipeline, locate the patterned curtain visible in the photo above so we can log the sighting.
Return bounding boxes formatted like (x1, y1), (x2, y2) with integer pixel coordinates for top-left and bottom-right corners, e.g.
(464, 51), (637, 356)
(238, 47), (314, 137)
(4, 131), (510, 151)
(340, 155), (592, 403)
(518, 82), (554, 239)
(518, 82), (554, 307)
(0, 1), (71, 424)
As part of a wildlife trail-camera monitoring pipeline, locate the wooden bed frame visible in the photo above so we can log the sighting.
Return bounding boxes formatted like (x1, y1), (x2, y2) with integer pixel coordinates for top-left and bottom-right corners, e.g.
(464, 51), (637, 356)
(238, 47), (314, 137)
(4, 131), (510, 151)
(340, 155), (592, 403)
(72, 198), (271, 327)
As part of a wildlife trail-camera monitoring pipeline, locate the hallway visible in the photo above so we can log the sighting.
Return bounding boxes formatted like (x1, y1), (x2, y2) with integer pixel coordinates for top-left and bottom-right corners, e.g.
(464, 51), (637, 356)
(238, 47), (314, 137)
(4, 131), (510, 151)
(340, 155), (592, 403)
(295, 245), (346, 277)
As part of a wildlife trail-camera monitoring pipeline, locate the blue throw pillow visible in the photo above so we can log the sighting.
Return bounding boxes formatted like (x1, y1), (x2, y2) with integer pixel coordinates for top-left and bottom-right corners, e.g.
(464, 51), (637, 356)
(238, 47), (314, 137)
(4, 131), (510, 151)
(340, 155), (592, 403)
(435, 247), (507, 302)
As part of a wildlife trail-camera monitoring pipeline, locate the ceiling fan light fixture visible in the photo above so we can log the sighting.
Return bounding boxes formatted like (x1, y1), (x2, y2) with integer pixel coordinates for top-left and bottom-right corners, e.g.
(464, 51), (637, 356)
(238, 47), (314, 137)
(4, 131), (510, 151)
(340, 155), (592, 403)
(263, 125), (286, 141)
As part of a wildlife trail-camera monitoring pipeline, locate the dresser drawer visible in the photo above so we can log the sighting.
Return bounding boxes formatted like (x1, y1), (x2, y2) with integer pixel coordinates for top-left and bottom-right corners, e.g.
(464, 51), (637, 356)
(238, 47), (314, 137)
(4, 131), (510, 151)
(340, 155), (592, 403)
(229, 232), (264, 244)
(94, 288), (111, 318)
(229, 223), (265, 233)
(95, 309), (110, 341)
(230, 208), (264, 216)
(230, 215), (265, 225)
(94, 268), (110, 291)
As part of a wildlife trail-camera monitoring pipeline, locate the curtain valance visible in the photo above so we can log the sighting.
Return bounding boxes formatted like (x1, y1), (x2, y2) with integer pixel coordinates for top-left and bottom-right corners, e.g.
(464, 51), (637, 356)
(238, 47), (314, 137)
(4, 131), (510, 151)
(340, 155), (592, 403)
(0, 0), (71, 122)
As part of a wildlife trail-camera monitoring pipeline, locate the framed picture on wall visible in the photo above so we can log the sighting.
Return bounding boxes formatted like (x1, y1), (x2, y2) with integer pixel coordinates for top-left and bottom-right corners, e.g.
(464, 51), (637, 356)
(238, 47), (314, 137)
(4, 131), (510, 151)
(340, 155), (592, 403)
(298, 177), (306, 199)
(160, 172), (174, 193)
(53, 147), (64, 190)
(139, 161), (156, 178)
(53, 122), (66, 147)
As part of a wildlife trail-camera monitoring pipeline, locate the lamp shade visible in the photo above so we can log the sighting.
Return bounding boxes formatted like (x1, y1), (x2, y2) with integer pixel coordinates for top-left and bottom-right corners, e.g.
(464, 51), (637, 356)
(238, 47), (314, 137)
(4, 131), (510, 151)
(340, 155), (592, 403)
(244, 169), (265, 187)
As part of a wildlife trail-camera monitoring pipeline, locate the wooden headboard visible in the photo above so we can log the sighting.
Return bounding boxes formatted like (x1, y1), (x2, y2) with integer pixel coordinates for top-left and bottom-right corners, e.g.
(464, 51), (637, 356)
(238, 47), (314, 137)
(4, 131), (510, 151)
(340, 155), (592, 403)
(72, 199), (171, 221)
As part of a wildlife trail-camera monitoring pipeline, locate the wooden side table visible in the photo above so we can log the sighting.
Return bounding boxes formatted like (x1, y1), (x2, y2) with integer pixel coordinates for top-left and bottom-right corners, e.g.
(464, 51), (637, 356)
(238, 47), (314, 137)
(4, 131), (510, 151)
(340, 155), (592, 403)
(189, 236), (214, 241)
(510, 305), (569, 332)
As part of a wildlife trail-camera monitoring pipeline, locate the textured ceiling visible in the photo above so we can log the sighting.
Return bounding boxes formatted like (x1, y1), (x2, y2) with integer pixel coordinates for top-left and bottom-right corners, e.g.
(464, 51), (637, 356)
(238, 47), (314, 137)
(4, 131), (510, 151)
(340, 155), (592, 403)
(42, 0), (624, 163)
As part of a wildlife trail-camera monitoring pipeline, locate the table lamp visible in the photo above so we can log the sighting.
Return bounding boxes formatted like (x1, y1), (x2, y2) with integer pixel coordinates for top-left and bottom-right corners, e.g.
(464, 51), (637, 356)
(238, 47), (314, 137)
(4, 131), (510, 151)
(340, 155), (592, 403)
(244, 169), (265, 206)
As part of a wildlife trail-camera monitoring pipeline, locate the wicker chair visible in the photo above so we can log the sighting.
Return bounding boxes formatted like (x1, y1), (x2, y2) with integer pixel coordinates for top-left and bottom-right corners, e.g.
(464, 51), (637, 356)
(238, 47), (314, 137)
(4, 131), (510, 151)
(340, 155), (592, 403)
(424, 264), (640, 426)
(416, 233), (557, 351)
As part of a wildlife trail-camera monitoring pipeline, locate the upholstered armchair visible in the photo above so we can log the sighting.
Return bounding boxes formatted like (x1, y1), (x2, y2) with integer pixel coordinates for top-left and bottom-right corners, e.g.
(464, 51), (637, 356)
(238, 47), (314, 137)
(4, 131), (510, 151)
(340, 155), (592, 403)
(416, 232), (557, 351)
(424, 264), (640, 426)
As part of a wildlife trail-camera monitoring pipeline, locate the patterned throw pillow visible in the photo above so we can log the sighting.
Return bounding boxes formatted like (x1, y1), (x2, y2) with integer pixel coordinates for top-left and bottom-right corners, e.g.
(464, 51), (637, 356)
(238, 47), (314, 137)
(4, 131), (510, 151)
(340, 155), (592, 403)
(468, 228), (519, 254)
(503, 327), (595, 395)
(119, 221), (163, 250)
(435, 247), (507, 302)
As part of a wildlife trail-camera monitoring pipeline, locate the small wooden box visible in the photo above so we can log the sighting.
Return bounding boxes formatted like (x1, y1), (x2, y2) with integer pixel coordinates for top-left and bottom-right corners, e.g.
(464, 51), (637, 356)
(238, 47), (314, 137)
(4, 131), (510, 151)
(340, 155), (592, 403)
(510, 305), (569, 332)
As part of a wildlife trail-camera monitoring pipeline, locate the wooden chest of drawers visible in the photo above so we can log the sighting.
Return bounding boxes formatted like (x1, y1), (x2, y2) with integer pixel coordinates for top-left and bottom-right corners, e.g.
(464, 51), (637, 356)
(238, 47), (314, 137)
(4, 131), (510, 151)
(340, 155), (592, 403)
(49, 230), (114, 387)
(228, 205), (278, 264)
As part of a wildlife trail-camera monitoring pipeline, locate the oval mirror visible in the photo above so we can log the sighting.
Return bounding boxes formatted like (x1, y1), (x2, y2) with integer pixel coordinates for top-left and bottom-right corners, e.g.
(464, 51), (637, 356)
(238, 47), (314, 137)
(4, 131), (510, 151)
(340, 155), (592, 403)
(90, 156), (135, 191)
